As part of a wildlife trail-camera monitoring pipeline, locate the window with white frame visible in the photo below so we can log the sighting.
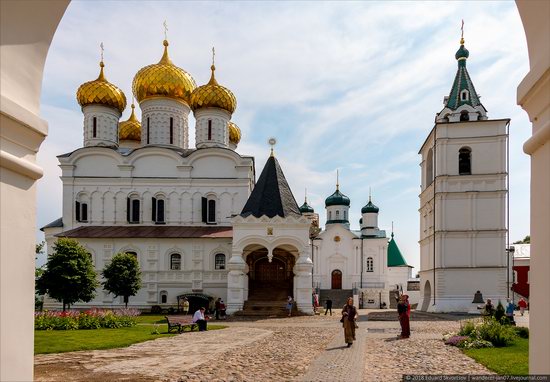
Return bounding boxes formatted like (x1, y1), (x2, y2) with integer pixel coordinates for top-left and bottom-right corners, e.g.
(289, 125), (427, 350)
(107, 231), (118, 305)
(170, 254), (181, 270)
(460, 89), (469, 101)
(215, 253), (226, 270)
(127, 195), (140, 223)
(160, 290), (167, 304)
(201, 196), (217, 224)
(75, 200), (89, 222)
(152, 196), (165, 223)
(366, 257), (374, 272)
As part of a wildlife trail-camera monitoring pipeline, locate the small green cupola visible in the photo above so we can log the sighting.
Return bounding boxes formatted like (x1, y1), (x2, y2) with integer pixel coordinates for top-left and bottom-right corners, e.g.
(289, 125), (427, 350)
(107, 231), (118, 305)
(325, 188), (350, 207)
(299, 193), (314, 214)
(325, 171), (350, 228)
(436, 28), (487, 123)
(387, 231), (409, 267)
(361, 199), (379, 214)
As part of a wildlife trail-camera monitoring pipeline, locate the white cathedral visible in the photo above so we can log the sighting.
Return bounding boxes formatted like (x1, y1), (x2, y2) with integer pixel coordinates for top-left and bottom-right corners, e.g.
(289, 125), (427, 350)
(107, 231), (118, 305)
(42, 38), (415, 315)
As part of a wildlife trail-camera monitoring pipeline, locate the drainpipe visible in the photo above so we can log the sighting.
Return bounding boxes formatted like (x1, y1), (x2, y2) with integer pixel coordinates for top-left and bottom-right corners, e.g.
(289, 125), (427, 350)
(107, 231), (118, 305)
(433, 125), (437, 307)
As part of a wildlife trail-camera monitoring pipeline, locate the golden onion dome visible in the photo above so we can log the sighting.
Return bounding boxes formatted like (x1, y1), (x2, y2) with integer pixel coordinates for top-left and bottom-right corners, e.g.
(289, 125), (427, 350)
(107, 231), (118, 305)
(76, 61), (127, 113)
(118, 103), (141, 141)
(132, 40), (196, 104)
(228, 121), (241, 145)
(190, 65), (237, 114)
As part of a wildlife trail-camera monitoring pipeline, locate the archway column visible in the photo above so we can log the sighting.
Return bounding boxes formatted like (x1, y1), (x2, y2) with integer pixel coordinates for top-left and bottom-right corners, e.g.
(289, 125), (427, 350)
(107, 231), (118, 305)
(226, 250), (246, 314)
(293, 250), (313, 314)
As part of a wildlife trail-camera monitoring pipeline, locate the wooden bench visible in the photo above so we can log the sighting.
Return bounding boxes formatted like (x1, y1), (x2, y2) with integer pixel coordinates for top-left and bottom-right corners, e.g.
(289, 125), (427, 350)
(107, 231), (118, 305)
(165, 316), (197, 333)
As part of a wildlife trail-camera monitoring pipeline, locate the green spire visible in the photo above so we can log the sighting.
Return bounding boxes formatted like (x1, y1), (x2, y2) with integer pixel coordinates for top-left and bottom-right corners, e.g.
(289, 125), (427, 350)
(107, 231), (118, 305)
(444, 35), (483, 111)
(387, 230), (408, 267)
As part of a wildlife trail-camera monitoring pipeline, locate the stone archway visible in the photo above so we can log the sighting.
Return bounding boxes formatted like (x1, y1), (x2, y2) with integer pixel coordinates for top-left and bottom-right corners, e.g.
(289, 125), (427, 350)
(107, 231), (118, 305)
(245, 245), (296, 300)
(421, 280), (431, 312)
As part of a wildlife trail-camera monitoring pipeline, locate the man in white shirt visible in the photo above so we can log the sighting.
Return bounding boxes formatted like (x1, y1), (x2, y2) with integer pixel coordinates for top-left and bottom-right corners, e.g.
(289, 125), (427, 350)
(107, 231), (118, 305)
(192, 307), (208, 331)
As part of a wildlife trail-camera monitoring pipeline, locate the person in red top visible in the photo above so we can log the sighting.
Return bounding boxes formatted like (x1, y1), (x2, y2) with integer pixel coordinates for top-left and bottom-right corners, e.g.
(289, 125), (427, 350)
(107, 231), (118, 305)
(518, 297), (528, 316)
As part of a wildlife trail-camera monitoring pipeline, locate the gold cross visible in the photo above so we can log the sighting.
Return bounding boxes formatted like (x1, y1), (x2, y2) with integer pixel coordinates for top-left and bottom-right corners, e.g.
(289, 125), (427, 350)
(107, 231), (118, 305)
(212, 47), (216, 66)
(461, 19), (464, 39)
(163, 20), (168, 40)
(100, 42), (104, 62)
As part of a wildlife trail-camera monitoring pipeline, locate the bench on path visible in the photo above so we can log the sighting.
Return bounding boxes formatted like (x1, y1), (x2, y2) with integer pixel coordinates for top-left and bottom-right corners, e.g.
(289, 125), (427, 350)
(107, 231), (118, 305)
(165, 316), (197, 333)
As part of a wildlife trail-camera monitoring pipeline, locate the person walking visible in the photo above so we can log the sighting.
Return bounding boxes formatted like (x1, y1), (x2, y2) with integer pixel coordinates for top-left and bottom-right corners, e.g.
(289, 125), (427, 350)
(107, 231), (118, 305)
(182, 297), (190, 315)
(341, 296), (358, 347)
(397, 294), (410, 339)
(287, 296), (294, 317)
(215, 297), (221, 320)
(313, 292), (320, 313)
(518, 297), (527, 316)
(325, 298), (333, 316)
(505, 298), (515, 324)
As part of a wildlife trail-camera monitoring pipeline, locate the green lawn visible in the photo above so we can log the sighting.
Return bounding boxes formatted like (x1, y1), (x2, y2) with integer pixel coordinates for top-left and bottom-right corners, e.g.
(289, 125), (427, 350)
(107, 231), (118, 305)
(35, 323), (227, 355)
(463, 337), (529, 375)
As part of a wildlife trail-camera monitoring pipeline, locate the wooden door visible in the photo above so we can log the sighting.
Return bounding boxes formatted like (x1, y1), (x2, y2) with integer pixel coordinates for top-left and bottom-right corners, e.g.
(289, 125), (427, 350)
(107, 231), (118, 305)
(331, 270), (342, 289)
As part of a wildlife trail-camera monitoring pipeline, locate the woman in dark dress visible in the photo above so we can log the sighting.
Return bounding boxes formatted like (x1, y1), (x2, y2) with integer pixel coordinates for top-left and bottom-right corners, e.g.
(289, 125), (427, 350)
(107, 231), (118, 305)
(397, 294), (410, 339)
(342, 297), (358, 347)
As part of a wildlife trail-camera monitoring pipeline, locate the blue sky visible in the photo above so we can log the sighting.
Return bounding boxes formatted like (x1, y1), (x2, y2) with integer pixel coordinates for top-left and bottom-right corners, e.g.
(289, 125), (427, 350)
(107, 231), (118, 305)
(36, 1), (532, 270)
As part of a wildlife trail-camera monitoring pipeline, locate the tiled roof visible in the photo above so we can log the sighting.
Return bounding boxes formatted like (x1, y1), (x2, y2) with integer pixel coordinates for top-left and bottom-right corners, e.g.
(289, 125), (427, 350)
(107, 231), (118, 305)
(55, 225), (233, 239)
(240, 155), (301, 218)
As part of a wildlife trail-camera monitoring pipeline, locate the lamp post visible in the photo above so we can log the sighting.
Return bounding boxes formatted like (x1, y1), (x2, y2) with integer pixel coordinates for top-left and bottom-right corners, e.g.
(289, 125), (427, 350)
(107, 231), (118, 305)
(506, 246), (515, 300)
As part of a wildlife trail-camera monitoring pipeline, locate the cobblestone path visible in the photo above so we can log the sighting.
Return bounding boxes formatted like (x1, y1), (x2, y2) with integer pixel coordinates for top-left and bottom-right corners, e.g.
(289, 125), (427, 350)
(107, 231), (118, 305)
(34, 311), (496, 382)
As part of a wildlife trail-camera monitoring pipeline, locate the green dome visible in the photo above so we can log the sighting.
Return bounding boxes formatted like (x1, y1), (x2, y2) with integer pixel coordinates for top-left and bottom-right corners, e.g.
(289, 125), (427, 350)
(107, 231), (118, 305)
(325, 189), (350, 207)
(299, 201), (314, 213)
(361, 200), (379, 213)
(455, 44), (469, 61)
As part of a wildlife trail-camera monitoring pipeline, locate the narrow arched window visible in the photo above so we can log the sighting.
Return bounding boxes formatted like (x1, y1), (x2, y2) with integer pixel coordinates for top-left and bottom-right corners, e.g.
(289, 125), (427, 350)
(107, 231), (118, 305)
(367, 257), (374, 272)
(344, 211), (347, 220)
(426, 148), (434, 186)
(207, 199), (216, 223)
(147, 117), (150, 144)
(169, 117), (174, 144)
(208, 120), (212, 140)
(127, 196), (140, 223)
(459, 147), (472, 175)
(92, 117), (97, 138)
(152, 196), (165, 223)
(336, 210), (340, 219)
(328, 211), (332, 220)
(215, 253), (226, 270)
(170, 254), (181, 270)
(160, 291), (167, 304)
(460, 90), (469, 101)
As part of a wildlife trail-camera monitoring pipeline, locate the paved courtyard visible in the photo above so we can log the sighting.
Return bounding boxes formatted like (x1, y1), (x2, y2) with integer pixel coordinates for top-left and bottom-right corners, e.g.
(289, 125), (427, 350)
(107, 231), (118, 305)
(35, 310), (495, 382)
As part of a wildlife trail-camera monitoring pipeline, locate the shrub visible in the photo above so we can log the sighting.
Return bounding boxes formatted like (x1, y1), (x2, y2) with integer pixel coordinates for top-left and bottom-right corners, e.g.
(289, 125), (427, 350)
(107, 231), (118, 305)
(458, 320), (476, 337)
(514, 326), (529, 339)
(458, 338), (494, 349)
(445, 335), (469, 347)
(475, 318), (516, 347)
(151, 305), (162, 314)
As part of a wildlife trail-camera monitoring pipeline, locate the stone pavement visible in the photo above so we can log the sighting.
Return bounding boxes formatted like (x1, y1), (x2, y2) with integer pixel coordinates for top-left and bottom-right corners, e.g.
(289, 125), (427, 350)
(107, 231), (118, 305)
(299, 324), (367, 382)
(35, 310), (497, 382)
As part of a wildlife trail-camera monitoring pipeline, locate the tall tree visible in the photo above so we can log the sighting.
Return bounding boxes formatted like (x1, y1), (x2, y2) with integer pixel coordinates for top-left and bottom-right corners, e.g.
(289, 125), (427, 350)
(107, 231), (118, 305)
(36, 238), (98, 311)
(102, 252), (142, 308)
(513, 235), (531, 244)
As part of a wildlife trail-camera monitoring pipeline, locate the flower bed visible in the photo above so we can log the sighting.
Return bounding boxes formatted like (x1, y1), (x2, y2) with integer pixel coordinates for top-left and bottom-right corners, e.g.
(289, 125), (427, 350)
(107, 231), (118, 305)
(443, 317), (525, 349)
(35, 308), (141, 330)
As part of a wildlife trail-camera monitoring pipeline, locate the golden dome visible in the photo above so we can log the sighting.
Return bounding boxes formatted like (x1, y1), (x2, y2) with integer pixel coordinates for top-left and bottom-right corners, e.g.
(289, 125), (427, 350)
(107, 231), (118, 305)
(190, 65), (237, 113)
(76, 61), (127, 113)
(228, 121), (241, 145)
(132, 40), (196, 104)
(119, 103), (141, 141)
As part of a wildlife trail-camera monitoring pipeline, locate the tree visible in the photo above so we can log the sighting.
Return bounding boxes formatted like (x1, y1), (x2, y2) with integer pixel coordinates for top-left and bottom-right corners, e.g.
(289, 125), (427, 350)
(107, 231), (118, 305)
(513, 235), (530, 244)
(102, 252), (142, 308)
(36, 238), (98, 311)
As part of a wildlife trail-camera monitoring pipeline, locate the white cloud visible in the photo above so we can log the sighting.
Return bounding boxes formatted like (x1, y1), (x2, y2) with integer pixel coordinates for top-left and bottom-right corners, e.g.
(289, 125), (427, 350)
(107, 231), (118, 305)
(37, 1), (532, 273)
